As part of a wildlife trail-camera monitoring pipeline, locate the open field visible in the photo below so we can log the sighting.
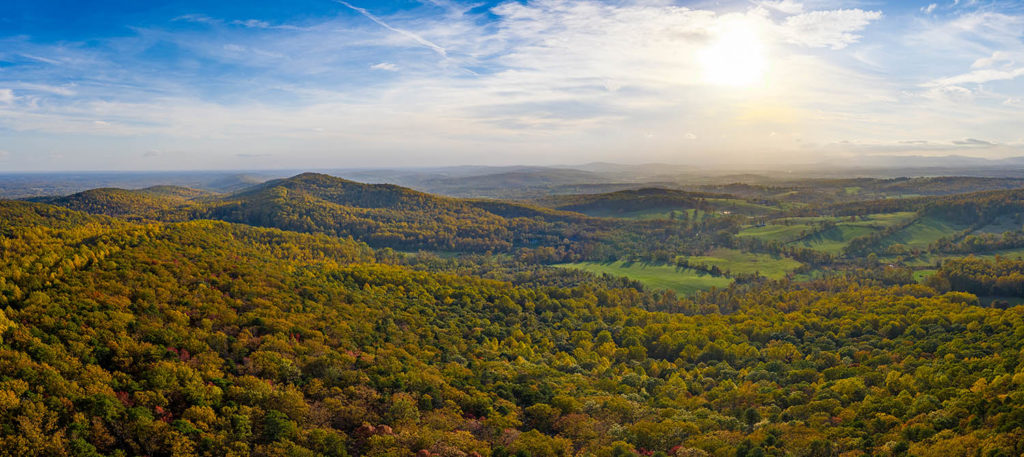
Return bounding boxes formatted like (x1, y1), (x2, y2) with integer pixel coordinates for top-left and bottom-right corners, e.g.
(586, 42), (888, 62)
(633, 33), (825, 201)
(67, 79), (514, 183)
(972, 216), (1022, 234)
(739, 213), (919, 253)
(553, 261), (732, 295)
(792, 225), (876, 254)
(705, 198), (780, 215)
(865, 212), (919, 226)
(882, 216), (969, 250)
(685, 248), (802, 279)
(736, 223), (813, 242)
(784, 212), (920, 254)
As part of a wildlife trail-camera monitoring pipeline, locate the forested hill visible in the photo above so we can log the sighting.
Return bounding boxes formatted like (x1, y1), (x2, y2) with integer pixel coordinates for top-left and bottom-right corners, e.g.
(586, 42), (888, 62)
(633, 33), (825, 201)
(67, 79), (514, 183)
(204, 173), (611, 254)
(230, 173), (461, 211)
(31, 173), (735, 260)
(36, 186), (210, 221)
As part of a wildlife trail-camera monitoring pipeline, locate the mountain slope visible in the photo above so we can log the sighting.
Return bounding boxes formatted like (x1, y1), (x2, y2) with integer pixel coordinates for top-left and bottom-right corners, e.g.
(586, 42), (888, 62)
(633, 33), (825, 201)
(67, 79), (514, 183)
(36, 185), (210, 221)
(206, 173), (603, 253)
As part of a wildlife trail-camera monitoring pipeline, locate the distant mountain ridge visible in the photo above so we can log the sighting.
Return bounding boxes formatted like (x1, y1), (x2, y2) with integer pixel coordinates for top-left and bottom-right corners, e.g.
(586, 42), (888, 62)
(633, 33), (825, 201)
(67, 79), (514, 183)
(33, 173), (607, 254)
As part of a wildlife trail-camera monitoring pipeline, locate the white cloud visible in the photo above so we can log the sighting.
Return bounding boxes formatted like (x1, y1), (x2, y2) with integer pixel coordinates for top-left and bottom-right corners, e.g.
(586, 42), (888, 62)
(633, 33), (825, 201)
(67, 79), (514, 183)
(16, 83), (76, 96)
(759, 1), (804, 15)
(921, 4), (937, 15)
(972, 51), (1018, 69)
(232, 19), (271, 28)
(781, 9), (883, 49)
(173, 14), (220, 25)
(926, 67), (1024, 86)
(0, 89), (14, 104)
(371, 62), (399, 71)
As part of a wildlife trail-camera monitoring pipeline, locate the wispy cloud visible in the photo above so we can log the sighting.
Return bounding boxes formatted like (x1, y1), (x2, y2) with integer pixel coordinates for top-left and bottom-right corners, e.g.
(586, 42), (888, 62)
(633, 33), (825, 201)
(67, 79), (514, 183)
(173, 14), (220, 25)
(336, 1), (448, 58)
(780, 9), (883, 49)
(953, 138), (996, 147)
(926, 67), (1024, 86)
(759, 1), (805, 15)
(232, 19), (270, 28)
(14, 83), (77, 96)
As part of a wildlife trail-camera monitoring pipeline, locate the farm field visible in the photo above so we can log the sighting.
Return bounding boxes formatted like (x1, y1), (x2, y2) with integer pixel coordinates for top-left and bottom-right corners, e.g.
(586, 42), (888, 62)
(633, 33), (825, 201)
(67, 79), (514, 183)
(704, 198), (779, 215)
(972, 215), (1022, 234)
(684, 248), (802, 279)
(882, 216), (970, 250)
(736, 223), (813, 242)
(791, 224), (877, 254)
(786, 212), (919, 254)
(553, 261), (732, 295)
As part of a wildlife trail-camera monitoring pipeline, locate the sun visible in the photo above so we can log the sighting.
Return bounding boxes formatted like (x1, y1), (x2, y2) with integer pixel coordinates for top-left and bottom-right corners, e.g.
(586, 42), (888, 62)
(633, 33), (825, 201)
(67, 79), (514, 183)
(698, 20), (768, 87)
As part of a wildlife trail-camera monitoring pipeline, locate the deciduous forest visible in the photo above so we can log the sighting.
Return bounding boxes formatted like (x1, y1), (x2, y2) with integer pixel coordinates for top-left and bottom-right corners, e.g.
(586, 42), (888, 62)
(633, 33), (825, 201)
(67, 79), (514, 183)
(4, 173), (1024, 457)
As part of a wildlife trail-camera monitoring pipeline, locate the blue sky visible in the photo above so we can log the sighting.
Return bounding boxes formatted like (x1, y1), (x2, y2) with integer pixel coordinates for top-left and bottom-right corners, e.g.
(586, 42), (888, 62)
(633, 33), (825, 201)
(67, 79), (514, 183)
(1, 0), (1023, 171)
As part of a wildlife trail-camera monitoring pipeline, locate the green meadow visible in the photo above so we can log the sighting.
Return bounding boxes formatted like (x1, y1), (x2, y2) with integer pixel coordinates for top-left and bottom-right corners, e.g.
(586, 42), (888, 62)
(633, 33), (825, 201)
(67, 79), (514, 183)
(684, 248), (802, 279)
(882, 216), (969, 250)
(553, 261), (732, 295)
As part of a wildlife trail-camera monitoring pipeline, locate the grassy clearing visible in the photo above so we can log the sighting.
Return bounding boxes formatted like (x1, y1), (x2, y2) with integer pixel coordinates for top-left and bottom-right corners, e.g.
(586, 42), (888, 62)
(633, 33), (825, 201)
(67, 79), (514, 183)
(882, 216), (969, 250)
(736, 224), (812, 242)
(684, 248), (802, 279)
(705, 198), (780, 215)
(972, 216), (1023, 235)
(864, 212), (918, 226)
(781, 212), (919, 255)
(913, 269), (936, 282)
(553, 261), (732, 295)
(792, 225), (876, 255)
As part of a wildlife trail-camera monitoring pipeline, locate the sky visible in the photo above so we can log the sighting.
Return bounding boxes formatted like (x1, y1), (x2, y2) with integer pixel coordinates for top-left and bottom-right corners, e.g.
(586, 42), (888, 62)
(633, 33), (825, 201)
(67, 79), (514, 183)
(0, 0), (1023, 171)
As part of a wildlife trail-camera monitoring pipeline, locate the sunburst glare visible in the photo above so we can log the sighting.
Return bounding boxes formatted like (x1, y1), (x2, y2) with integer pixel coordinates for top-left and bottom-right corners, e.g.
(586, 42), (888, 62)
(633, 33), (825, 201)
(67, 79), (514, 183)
(699, 19), (768, 87)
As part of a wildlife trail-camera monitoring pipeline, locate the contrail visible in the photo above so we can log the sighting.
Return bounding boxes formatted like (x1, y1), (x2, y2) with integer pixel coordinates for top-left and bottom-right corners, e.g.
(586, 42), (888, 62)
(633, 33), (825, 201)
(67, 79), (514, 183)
(336, 1), (448, 58)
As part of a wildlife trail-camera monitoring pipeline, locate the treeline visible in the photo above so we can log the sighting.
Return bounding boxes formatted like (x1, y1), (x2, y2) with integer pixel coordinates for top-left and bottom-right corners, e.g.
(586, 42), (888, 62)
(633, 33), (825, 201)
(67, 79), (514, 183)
(928, 256), (1024, 298)
(931, 231), (1024, 254)
(923, 189), (1024, 226)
